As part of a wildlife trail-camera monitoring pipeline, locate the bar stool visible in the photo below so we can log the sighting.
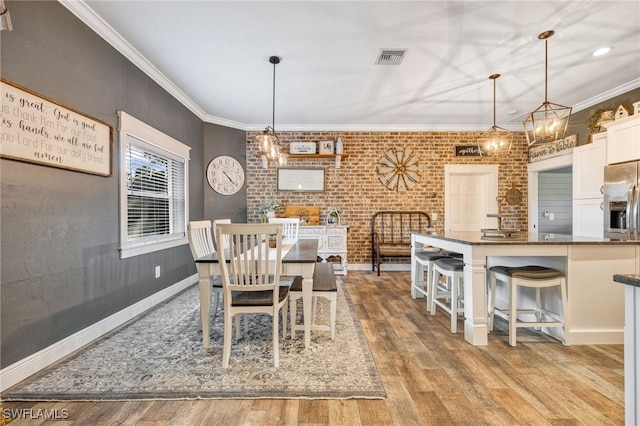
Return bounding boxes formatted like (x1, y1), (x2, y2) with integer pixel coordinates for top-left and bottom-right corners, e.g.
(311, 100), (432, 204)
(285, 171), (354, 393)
(431, 257), (465, 333)
(488, 265), (569, 347)
(412, 250), (451, 305)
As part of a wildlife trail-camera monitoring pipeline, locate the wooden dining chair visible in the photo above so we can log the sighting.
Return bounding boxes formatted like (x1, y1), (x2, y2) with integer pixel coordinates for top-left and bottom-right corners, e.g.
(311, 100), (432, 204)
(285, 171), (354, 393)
(213, 218), (231, 252)
(187, 220), (224, 323)
(268, 217), (300, 243)
(215, 223), (294, 368)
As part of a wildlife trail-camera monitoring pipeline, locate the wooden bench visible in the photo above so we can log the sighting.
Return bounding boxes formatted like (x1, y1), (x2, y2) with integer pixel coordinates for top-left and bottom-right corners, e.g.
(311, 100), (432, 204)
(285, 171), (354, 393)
(371, 211), (431, 275)
(289, 262), (337, 339)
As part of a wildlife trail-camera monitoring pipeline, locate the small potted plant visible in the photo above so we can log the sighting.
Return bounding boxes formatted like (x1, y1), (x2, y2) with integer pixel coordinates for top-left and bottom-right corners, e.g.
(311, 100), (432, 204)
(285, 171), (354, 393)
(260, 200), (279, 218)
(585, 106), (615, 138)
(327, 206), (340, 225)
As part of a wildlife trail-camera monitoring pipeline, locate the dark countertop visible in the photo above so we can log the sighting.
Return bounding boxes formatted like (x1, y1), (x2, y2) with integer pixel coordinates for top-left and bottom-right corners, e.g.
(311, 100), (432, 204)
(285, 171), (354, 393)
(412, 231), (640, 246)
(613, 274), (640, 288)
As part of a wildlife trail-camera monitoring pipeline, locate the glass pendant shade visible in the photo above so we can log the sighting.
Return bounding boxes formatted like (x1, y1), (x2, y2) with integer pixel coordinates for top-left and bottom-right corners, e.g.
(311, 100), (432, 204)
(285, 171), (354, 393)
(478, 74), (513, 156)
(256, 127), (278, 153)
(478, 125), (514, 155)
(255, 56), (286, 165)
(523, 31), (572, 147)
(523, 101), (571, 146)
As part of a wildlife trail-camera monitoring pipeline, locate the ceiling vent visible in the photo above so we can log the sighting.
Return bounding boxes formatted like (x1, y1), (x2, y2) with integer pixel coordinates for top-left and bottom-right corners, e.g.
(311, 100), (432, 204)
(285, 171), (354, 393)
(375, 49), (407, 65)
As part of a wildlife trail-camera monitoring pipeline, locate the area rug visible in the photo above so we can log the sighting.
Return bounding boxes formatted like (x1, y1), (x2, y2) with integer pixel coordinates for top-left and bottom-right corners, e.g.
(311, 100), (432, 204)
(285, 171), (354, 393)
(2, 281), (385, 401)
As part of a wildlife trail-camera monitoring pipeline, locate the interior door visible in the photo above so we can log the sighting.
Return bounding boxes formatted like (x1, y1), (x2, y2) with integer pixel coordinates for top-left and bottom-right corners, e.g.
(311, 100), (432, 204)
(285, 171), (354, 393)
(445, 165), (499, 232)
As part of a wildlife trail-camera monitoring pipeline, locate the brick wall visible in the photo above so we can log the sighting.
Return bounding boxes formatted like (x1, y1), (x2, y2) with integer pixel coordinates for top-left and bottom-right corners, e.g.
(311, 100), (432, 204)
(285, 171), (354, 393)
(246, 131), (529, 265)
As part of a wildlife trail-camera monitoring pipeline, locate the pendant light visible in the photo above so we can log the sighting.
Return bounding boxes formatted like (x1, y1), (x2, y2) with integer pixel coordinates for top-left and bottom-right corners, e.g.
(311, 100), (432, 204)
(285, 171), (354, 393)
(255, 56), (287, 165)
(478, 74), (513, 156)
(523, 30), (572, 147)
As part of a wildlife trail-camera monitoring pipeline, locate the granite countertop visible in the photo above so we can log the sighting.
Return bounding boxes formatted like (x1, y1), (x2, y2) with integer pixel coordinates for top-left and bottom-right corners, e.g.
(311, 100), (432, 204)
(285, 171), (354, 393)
(412, 231), (640, 246)
(613, 274), (640, 287)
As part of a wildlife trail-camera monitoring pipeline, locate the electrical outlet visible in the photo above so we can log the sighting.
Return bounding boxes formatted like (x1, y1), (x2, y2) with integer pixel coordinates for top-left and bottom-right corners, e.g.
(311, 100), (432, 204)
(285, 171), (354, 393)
(432, 213), (438, 221)
(155, 266), (161, 278)
(549, 213), (555, 221)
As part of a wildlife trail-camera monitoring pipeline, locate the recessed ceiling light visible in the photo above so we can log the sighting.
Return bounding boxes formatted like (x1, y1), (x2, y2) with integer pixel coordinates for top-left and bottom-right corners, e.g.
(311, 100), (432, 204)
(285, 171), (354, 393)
(592, 46), (613, 57)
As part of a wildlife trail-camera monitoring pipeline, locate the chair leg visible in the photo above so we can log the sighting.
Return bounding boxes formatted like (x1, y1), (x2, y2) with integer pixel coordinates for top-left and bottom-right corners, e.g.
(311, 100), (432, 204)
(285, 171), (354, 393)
(509, 283), (518, 347)
(560, 278), (570, 346)
(223, 313), (233, 368)
(534, 288), (542, 330)
(282, 298), (288, 339)
(290, 295), (300, 339)
(430, 270), (440, 315)
(273, 310), (280, 368)
(235, 314), (241, 340)
(488, 272), (497, 331)
(212, 292), (221, 321)
(450, 275), (457, 334)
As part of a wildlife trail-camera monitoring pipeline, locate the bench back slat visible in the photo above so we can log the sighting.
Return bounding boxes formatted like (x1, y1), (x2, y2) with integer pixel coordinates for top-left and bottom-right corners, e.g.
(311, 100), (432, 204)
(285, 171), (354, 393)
(371, 211), (431, 246)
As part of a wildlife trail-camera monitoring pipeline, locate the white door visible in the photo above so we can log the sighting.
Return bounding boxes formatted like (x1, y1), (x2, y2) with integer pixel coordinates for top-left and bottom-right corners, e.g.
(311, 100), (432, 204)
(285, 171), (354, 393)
(445, 165), (499, 232)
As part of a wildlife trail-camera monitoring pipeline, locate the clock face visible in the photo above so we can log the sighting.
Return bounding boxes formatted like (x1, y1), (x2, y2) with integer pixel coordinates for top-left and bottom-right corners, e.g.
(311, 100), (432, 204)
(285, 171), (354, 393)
(206, 156), (245, 195)
(376, 147), (421, 192)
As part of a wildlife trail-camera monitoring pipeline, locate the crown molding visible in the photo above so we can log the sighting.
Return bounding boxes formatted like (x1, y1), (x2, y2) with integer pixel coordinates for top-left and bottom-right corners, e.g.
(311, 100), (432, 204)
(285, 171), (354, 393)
(571, 78), (640, 113)
(58, 0), (246, 131)
(244, 123), (523, 132)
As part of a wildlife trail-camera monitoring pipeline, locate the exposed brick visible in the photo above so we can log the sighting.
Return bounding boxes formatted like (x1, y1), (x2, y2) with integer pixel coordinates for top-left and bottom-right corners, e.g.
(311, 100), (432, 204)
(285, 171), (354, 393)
(247, 131), (529, 264)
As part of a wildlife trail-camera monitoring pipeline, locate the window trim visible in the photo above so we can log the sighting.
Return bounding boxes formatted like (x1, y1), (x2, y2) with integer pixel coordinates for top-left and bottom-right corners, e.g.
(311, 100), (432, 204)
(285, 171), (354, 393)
(118, 111), (190, 259)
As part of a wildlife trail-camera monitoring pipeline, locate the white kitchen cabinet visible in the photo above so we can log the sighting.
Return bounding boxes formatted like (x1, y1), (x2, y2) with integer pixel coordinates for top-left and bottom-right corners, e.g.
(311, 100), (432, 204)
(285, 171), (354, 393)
(604, 114), (640, 165)
(573, 135), (606, 199)
(572, 136), (605, 237)
(572, 198), (604, 237)
(298, 225), (348, 275)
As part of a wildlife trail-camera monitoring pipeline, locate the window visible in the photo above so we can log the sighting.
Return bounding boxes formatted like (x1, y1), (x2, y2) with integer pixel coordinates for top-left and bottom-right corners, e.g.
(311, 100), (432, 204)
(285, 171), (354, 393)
(118, 111), (190, 258)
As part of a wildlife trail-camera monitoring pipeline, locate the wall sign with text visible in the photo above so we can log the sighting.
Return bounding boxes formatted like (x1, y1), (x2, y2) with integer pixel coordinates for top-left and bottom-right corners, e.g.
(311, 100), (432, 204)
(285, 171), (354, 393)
(528, 134), (577, 163)
(455, 145), (487, 157)
(0, 79), (113, 176)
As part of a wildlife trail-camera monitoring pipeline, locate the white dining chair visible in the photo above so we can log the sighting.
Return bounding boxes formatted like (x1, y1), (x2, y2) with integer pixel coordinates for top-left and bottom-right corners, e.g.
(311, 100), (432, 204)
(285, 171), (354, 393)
(268, 217), (300, 244)
(187, 220), (224, 323)
(216, 223), (296, 368)
(213, 218), (232, 252)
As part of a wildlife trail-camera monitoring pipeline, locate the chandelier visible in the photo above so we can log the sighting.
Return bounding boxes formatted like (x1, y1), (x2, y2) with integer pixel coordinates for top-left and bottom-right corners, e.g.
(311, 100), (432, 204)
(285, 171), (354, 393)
(255, 56), (287, 165)
(523, 30), (572, 147)
(478, 74), (513, 156)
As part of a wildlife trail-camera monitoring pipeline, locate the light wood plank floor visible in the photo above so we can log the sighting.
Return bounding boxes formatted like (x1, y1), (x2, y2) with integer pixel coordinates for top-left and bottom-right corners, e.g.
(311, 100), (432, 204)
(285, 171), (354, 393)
(2, 271), (624, 425)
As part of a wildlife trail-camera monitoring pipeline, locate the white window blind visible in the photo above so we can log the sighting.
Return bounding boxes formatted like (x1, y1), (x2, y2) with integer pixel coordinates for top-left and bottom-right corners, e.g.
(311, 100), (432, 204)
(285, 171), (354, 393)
(119, 111), (190, 258)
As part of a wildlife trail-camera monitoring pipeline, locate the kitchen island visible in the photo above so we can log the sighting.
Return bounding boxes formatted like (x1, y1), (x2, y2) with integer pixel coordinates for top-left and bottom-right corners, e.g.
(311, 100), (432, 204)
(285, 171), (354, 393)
(411, 231), (639, 346)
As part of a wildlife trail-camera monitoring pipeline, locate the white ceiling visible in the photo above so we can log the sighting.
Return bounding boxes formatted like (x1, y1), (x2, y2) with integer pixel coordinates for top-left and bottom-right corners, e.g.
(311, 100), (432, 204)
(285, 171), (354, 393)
(62, 1), (640, 131)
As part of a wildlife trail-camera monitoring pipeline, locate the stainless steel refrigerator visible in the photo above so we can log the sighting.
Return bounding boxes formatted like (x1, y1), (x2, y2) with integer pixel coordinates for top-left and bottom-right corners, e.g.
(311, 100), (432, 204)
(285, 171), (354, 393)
(604, 161), (640, 240)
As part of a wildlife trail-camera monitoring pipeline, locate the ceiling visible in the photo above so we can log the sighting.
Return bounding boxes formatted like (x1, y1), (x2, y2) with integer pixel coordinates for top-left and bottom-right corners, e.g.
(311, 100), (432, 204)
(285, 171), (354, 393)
(61, 1), (640, 132)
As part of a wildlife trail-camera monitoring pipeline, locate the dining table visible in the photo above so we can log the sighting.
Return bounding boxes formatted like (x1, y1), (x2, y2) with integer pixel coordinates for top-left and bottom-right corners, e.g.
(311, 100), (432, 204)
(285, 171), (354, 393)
(194, 238), (318, 349)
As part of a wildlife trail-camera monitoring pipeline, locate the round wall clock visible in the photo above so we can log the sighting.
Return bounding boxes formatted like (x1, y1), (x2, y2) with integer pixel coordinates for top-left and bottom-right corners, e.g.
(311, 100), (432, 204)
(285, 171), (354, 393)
(376, 147), (421, 192)
(206, 155), (245, 195)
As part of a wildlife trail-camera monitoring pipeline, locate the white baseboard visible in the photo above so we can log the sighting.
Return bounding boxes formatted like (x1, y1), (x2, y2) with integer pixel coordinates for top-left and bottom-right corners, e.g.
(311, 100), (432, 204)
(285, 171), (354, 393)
(0, 274), (197, 392)
(348, 263), (411, 272)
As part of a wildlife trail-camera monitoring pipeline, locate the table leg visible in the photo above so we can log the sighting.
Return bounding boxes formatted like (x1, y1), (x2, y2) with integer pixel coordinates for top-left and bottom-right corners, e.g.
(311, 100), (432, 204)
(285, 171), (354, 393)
(199, 267), (211, 348)
(302, 272), (313, 349)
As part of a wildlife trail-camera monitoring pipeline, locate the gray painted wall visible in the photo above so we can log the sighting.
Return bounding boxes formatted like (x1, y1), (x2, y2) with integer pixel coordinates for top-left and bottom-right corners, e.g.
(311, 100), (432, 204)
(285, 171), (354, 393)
(537, 167), (573, 234)
(0, 1), (222, 367)
(203, 124), (248, 223)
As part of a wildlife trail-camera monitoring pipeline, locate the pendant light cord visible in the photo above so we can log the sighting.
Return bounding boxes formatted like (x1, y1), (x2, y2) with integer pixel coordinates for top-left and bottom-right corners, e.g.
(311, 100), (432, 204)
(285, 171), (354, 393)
(272, 59), (276, 130)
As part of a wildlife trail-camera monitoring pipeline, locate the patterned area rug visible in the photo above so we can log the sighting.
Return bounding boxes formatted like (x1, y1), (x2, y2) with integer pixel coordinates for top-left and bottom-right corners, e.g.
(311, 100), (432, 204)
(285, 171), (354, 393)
(3, 281), (385, 401)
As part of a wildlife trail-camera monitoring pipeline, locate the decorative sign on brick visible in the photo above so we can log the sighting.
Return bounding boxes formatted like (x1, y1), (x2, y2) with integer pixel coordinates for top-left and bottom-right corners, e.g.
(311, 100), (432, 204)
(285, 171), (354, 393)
(455, 145), (486, 157)
(528, 134), (577, 163)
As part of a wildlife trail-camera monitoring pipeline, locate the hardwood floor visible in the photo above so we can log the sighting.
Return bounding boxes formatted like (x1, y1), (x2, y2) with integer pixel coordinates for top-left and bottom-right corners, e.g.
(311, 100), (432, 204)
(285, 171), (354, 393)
(2, 271), (624, 425)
